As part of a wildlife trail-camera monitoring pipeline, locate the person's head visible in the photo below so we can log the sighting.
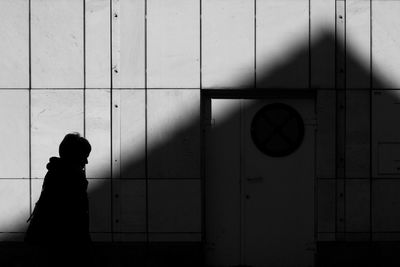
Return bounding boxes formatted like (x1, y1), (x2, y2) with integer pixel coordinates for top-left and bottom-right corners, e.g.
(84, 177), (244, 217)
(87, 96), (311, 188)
(59, 133), (91, 168)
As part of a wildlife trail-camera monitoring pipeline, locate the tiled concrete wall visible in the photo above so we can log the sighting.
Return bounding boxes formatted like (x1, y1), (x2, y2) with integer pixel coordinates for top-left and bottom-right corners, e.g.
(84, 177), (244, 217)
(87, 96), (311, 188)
(0, 0), (400, 243)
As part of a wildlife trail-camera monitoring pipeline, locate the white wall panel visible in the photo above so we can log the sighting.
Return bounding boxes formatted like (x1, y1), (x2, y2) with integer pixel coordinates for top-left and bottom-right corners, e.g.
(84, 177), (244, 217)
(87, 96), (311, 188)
(0, 180), (29, 232)
(373, 181), (400, 232)
(0, 91), (29, 178)
(147, 90), (200, 178)
(112, 0), (145, 88)
(346, 91), (370, 178)
(347, 0), (371, 89)
(202, 0), (254, 88)
(88, 179), (111, 233)
(86, 0), (110, 88)
(310, 0), (335, 88)
(117, 90), (146, 179)
(147, 0), (199, 88)
(378, 143), (400, 175)
(86, 90), (111, 178)
(372, 90), (400, 178)
(256, 0), (309, 88)
(31, 90), (83, 178)
(310, 0), (335, 32)
(372, 91), (400, 142)
(0, 0), (29, 88)
(148, 180), (201, 232)
(206, 99), (241, 266)
(372, 1), (400, 89)
(317, 90), (336, 178)
(345, 180), (370, 233)
(113, 180), (146, 233)
(31, 0), (83, 88)
(317, 180), (335, 234)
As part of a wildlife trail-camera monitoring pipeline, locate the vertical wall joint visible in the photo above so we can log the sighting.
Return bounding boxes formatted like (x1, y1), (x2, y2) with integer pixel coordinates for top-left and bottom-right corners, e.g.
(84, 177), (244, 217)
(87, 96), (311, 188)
(335, 0), (346, 240)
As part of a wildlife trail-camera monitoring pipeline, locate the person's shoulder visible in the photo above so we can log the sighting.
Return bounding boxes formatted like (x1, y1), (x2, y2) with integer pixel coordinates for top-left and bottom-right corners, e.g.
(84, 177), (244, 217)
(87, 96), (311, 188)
(46, 157), (63, 171)
(43, 157), (67, 185)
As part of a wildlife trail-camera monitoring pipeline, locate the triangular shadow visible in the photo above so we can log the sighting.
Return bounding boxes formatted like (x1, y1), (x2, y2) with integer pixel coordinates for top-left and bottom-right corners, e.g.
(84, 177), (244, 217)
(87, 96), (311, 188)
(2, 29), (399, 267)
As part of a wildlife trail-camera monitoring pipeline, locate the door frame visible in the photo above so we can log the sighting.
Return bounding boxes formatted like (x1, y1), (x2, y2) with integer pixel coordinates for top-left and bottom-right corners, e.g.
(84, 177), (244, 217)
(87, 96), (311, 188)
(200, 89), (317, 265)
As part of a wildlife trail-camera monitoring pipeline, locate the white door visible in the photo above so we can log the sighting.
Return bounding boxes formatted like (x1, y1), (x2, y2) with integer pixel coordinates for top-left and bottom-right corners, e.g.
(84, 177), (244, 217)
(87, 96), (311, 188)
(206, 97), (316, 267)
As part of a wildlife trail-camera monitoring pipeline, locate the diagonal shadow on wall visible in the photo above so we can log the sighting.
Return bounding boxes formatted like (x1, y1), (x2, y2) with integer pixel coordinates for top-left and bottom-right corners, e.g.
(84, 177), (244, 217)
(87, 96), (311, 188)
(1, 29), (400, 267)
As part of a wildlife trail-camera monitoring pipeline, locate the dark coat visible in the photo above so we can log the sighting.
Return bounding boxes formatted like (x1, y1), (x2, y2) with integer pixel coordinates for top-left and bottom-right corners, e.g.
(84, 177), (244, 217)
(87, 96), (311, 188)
(25, 157), (91, 245)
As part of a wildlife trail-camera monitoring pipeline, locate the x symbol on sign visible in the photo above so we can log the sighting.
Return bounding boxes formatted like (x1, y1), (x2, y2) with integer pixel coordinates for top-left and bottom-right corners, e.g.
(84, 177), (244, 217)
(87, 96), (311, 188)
(261, 112), (296, 148)
(251, 103), (304, 157)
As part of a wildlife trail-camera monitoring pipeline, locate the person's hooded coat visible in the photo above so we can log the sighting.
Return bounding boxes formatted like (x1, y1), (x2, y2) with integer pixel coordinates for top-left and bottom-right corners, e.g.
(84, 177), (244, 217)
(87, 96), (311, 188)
(25, 157), (91, 245)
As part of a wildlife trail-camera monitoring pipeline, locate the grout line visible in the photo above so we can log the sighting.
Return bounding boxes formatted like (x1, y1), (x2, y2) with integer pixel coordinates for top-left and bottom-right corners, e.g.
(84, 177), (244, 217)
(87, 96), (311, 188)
(144, 2), (150, 266)
(0, 231), (202, 235)
(4, 87), (400, 91)
(109, 0), (114, 243)
(343, 0), (347, 236)
(199, 0), (204, 253)
(28, 0), (32, 214)
(308, 0), (311, 89)
(334, 0), (338, 237)
(83, 0), (86, 138)
(254, 0), (257, 88)
(370, 0), (373, 242)
(22, 177), (203, 180)
(239, 100), (243, 265)
(145, 0), (149, 247)
(310, 0), (319, 246)
(24, 87), (202, 90)
(0, 231), (202, 234)
(199, 5), (205, 266)
(200, 96), (206, 250)
(199, 0), (202, 90)
(0, 231), (399, 235)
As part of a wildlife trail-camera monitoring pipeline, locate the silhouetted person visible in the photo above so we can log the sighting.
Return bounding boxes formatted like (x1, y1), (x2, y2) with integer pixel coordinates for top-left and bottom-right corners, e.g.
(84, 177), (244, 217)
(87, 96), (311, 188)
(25, 133), (93, 267)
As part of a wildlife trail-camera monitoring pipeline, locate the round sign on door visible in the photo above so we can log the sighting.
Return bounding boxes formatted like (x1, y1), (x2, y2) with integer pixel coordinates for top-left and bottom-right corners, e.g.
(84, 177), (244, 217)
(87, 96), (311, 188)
(250, 103), (305, 157)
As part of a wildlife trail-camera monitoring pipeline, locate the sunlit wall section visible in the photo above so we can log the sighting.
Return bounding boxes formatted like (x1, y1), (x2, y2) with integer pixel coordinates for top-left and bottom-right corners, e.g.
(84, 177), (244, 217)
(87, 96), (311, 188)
(86, 0), (111, 89)
(0, 91), (30, 241)
(256, 0), (309, 88)
(31, 91), (84, 178)
(0, 0), (29, 88)
(112, 0), (145, 89)
(202, 0), (254, 88)
(31, 0), (84, 88)
(147, 0), (199, 88)
(0, 2), (30, 226)
(372, 1), (400, 89)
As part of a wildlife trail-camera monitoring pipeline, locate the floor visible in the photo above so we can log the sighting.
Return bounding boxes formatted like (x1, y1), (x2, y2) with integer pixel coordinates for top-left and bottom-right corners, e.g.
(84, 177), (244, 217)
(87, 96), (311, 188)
(0, 242), (203, 267)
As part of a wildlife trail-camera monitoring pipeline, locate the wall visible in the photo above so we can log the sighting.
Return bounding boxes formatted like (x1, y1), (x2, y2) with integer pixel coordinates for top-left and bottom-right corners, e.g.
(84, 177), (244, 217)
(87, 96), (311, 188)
(0, 0), (400, 259)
